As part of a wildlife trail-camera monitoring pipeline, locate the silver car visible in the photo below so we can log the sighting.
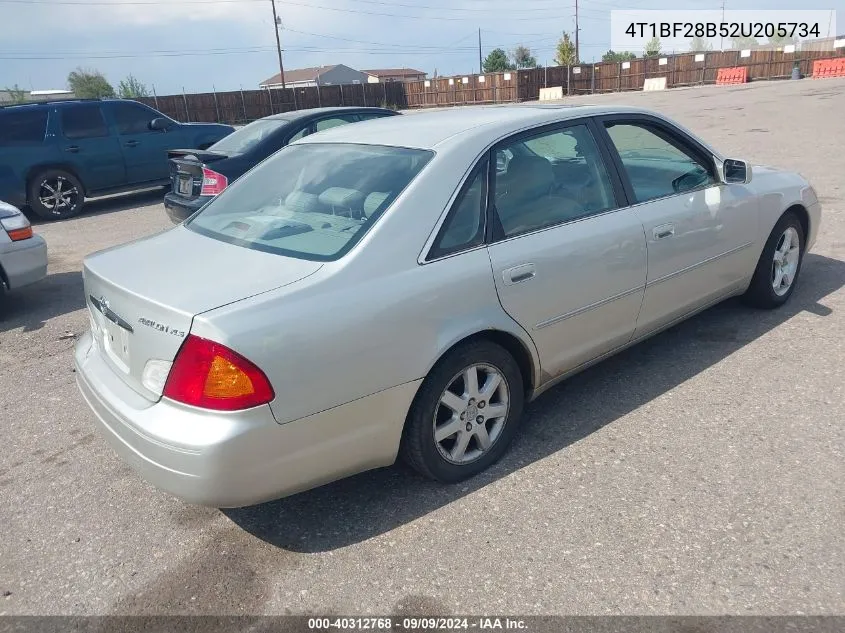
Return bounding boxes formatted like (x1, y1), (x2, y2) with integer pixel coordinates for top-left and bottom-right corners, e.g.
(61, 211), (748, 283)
(75, 105), (821, 507)
(0, 200), (47, 294)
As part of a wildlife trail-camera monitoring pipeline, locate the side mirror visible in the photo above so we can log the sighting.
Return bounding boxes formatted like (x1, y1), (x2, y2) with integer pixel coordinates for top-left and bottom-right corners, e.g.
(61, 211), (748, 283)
(722, 158), (752, 184)
(149, 117), (170, 132)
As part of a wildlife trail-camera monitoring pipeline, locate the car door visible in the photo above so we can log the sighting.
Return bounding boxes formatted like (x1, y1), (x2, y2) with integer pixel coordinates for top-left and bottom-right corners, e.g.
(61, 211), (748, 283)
(596, 115), (758, 338)
(108, 101), (184, 184)
(485, 120), (648, 378)
(57, 104), (126, 192)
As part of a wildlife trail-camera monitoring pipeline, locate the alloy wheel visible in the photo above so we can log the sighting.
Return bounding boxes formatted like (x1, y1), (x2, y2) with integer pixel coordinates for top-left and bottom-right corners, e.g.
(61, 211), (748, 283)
(38, 176), (80, 215)
(433, 363), (510, 465)
(771, 226), (800, 296)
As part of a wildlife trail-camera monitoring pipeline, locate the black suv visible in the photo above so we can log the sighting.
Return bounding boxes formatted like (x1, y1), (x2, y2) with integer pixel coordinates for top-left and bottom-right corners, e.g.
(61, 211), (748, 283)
(0, 99), (233, 220)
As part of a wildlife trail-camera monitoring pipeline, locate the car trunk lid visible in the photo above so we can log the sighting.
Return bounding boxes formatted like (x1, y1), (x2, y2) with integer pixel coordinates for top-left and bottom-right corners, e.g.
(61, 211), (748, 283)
(168, 149), (231, 200)
(83, 226), (321, 402)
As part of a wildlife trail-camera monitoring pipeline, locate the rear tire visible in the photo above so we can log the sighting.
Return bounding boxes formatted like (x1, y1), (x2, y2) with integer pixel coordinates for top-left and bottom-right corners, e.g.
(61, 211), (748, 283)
(27, 169), (85, 220)
(400, 341), (525, 482)
(743, 211), (805, 309)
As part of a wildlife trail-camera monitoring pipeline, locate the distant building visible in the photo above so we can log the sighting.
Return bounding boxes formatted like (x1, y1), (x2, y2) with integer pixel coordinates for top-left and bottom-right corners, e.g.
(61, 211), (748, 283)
(0, 88), (75, 104)
(363, 68), (427, 83)
(259, 64), (370, 89)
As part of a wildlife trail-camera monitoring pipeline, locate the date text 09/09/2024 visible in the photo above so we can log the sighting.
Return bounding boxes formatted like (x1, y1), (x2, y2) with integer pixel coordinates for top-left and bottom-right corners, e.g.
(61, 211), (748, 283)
(625, 22), (822, 39)
(307, 617), (528, 631)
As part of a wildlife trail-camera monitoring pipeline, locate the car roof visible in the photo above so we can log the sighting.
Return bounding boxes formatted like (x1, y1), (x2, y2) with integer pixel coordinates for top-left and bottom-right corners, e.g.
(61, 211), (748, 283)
(262, 106), (397, 122)
(295, 104), (657, 150)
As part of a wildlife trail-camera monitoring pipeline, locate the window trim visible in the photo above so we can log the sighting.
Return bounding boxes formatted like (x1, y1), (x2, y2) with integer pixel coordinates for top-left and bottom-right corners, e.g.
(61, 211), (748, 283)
(59, 103), (110, 140)
(593, 113), (720, 207)
(427, 157), (490, 261)
(486, 117), (628, 243)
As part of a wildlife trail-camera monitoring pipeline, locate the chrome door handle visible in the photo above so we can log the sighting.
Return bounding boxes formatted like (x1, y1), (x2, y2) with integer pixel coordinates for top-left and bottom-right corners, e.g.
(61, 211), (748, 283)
(503, 263), (536, 285)
(653, 224), (675, 240)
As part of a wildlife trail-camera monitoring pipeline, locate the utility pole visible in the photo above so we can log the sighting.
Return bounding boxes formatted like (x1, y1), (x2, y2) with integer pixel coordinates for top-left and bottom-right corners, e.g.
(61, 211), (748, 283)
(478, 28), (483, 74)
(720, 0), (725, 50)
(271, 0), (286, 88)
(575, 0), (580, 63)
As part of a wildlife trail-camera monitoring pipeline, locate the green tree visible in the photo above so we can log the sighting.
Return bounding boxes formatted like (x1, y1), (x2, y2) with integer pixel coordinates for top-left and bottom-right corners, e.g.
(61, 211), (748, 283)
(731, 36), (758, 50)
(117, 74), (150, 98)
(482, 48), (515, 73)
(3, 84), (27, 103)
(602, 50), (637, 62)
(768, 33), (795, 48)
(644, 37), (661, 57)
(689, 35), (713, 52)
(554, 31), (577, 66)
(67, 68), (115, 98)
(512, 45), (538, 69)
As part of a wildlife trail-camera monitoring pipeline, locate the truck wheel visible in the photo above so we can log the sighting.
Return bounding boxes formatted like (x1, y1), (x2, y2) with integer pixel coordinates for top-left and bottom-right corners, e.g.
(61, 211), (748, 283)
(28, 170), (85, 220)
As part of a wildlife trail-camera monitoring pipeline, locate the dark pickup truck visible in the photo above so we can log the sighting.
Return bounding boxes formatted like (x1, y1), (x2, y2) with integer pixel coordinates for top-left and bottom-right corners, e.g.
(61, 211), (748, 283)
(0, 99), (233, 220)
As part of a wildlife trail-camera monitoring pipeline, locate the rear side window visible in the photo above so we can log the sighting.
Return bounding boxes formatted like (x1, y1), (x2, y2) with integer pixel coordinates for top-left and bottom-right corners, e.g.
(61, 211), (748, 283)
(428, 161), (487, 260)
(61, 105), (109, 139)
(0, 109), (48, 146)
(111, 102), (156, 135)
(315, 116), (357, 132)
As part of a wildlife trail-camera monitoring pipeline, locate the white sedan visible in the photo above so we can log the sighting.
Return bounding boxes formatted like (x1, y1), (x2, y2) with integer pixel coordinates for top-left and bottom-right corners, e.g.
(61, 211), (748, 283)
(75, 105), (820, 506)
(0, 200), (47, 295)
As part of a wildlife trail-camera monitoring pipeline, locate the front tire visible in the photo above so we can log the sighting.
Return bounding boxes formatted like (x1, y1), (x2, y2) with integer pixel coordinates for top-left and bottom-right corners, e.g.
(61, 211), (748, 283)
(744, 211), (805, 308)
(28, 169), (85, 220)
(400, 340), (525, 482)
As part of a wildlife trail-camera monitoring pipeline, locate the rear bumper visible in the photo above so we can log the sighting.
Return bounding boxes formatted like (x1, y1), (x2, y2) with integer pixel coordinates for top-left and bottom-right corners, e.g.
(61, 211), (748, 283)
(163, 193), (208, 224)
(0, 234), (47, 290)
(74, 330), (419, 507)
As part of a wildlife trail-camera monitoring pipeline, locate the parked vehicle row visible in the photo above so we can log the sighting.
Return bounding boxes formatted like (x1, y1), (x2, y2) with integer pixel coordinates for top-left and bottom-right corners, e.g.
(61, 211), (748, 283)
(0, 98), (233, 219)
(74, 104), (821, 507)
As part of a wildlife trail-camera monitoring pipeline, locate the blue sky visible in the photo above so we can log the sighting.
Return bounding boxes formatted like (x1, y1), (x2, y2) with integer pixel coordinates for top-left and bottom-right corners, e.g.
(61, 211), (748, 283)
(1, 0), (842, 95)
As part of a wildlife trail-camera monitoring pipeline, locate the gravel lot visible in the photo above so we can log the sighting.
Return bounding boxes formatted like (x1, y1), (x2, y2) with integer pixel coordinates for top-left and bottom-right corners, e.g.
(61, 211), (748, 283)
(1, 78), (843, 616)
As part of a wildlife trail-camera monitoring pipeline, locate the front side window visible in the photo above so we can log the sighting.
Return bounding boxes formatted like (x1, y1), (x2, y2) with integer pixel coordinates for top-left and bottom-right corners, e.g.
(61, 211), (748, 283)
(111, 102), (157, 135)
(493, 124), (617, 238)
(0, 109), (48, 145)
(188, 143), (433, 261)
(210, 118), (290, 154)
(604, 122), (716, 202)
(429, 161), (487, 260)
(61, 105), (109, 139)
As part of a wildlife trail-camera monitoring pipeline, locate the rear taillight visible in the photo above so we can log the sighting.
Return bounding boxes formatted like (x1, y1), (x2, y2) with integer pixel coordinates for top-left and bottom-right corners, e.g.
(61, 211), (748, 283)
(1, 213), (33, 241)
(200, 167), (228, 196)
(163, 335), (274, 411)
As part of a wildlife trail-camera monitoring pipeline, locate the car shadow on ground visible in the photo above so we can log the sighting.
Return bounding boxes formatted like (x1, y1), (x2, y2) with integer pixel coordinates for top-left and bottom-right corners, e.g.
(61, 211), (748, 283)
(0, 270), (84, 332)
(26, 187), (167, 225)
(225, 253), (843, 553)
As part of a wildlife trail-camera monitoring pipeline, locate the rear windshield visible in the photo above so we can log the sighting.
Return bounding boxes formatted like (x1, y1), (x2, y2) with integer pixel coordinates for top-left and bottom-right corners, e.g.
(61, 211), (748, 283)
(187, 143), (433, 261)
(0, 109), (48, 146)
(209, 118), (290, 154)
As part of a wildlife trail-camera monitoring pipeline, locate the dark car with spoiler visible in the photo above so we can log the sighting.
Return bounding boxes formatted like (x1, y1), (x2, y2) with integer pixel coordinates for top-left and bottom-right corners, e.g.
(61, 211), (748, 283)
(163, 106), (399, 224)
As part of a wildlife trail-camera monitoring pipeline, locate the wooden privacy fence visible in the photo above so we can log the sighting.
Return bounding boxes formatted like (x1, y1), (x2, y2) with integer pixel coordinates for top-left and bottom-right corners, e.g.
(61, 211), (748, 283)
(514, 45), (845, 99)
(134, 40), (844, 120)
(401, 40), (845, 106)
(404, 72), (517, 107)
(134, 81), (405, 125)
